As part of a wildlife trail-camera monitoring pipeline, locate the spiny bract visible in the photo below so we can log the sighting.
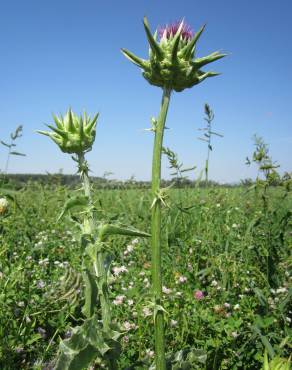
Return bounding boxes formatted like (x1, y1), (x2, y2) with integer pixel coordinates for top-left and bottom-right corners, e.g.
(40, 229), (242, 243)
(122, 17), (227, 92)
(37, 109), (99, 154)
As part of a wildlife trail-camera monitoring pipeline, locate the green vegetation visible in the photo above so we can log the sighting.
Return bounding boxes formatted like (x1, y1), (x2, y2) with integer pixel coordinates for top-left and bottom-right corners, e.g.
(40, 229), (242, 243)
(0, 183), (291, 369)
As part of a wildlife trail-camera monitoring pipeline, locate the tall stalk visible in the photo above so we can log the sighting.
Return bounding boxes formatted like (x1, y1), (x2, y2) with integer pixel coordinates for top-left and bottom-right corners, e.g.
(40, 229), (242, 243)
(122, 16), (225, 369)
(151, 87), (171, 369)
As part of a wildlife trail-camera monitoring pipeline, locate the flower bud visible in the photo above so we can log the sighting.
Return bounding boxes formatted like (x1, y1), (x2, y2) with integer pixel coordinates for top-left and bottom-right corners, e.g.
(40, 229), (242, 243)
(0, 198), (9, 215)
(37, 109), (99, 154)
(122, 17), (226, 92)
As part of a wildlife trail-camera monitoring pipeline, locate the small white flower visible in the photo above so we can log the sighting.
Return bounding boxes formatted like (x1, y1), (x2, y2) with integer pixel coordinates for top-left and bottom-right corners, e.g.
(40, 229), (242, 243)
(276, 287), (287, 294)
(224, 302), (230, 308)
(162, 286), (172, 294)
(142, 307), (152, 317)
(122, 321), (137, 331)
(145, 349), (155, 358)
(231, 331), (239, 338)
(113, 295), (125, 305)
(234, 304), (240, 311)
(211, 280), (218, 287)
(127, 299), (134, 306)
(170, 319), (178, 327)
(177, 276), (187, 284)
(112, 266), (128, 276)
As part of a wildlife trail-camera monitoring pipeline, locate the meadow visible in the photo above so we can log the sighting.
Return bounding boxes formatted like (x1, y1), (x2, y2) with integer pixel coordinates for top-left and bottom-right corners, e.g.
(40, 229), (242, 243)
(0, 182), (291, 369)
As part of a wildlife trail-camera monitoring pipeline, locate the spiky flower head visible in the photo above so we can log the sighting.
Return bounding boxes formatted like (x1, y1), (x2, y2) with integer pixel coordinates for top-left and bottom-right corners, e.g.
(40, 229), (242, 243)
(37, 109), (99, 154)
(122, 17), (226, 92)
(0, 198), (9, 215)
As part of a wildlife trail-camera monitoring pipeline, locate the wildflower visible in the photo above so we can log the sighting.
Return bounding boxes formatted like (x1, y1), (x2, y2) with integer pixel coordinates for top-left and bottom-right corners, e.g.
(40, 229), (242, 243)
(0, 198), (9, 215)
(231, 331), (239, 338)
(162, 286), (172, 294)
(211, 280), (218, 287)
(127, 299), (134, 306)
(122, 321), (137, 331)
(112, 266), (128, 276)
(122, 335), (129, 344)
(177, 276), (187, 284)
(224, 302), (230, 308)
(194, 290), (204, 300)
(17, 301), (25, 307)
(234, 304), (240, 311)
(122, 17), (226, 92)
(170, 319), (178, 327)
(142, 307), (152, 317)
(145, 349), (155, 358)
(113, 295), (126, 305)
(276, 287), (287, 294)
(36, 280), (46, 289)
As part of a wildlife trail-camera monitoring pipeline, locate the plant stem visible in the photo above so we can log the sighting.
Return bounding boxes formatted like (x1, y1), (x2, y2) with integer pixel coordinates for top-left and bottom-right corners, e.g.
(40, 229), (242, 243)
(4, 139), (13, 175)
(77, 154), (111, 328)
(151, 87), (171, 370)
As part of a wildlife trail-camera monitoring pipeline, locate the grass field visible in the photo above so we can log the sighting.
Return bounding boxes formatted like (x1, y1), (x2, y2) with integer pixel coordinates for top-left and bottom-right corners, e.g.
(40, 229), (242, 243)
(0, 183), (291, 369)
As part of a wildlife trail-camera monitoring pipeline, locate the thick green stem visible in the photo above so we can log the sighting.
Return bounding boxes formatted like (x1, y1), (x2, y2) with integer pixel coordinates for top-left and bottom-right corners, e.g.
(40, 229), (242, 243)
(77, 154), (111, 329)
(151, 87), (171, 370)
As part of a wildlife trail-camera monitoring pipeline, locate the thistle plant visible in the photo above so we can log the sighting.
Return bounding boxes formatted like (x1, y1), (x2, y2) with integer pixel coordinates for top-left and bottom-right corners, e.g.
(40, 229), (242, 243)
(197, 103), (223, 184)
(1, 125), (26, 175)
(38, 109), (149, 370)
(122, 17), (226, 369)
(246, 135), (280, 207)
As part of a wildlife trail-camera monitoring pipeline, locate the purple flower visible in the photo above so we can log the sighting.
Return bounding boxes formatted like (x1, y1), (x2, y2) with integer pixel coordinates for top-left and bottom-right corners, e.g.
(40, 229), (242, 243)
(158, 20), (193, 41)
(194, 290), (204, 300)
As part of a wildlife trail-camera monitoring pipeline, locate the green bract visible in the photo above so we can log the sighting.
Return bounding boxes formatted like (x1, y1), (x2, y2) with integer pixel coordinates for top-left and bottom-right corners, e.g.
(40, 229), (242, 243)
(122, 17), (226, 92)
(37, 109), (98, 154)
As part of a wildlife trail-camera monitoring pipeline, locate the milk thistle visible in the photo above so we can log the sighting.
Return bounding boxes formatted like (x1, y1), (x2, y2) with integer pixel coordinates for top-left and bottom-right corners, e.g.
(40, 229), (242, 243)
(38, 109), (149, 369)
(122, 17), (226, 369)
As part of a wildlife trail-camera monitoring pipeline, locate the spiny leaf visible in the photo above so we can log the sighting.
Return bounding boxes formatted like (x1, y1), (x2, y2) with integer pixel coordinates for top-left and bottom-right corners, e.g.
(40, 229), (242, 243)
(182, 24), (206, 59)
(58, 195), (89, 221)
(121, 48), (146, 68)
(193, 52), (227, 68)
(171, 21), (184, 62)
(98, 223), (150, 241)
(143, 16), (163, 59)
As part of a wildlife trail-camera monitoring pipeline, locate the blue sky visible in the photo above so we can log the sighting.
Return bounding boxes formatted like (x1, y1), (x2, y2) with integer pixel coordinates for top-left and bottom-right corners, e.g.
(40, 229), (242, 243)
(0, 0), (291, 182)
